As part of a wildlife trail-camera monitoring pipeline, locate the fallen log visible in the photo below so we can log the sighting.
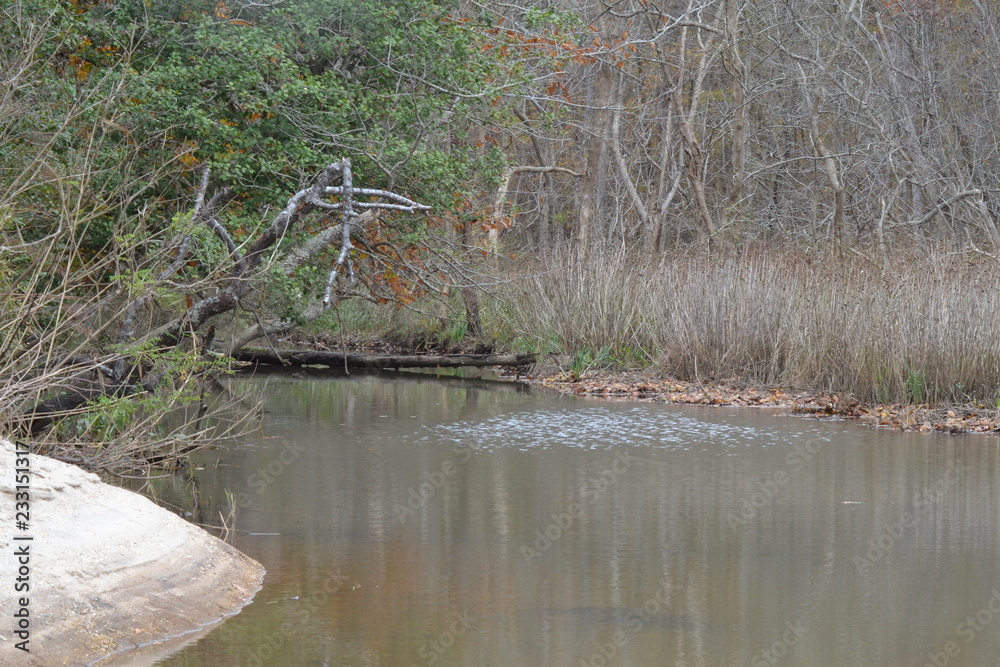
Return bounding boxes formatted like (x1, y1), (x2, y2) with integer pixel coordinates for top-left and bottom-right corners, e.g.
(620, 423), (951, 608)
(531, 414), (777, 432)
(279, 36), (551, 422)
(232, 347), (536, 369)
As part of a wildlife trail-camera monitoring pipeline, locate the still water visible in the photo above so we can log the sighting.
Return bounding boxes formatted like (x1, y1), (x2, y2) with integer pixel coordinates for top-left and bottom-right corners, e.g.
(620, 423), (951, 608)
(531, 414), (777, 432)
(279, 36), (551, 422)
(141, 369), (1000, 666)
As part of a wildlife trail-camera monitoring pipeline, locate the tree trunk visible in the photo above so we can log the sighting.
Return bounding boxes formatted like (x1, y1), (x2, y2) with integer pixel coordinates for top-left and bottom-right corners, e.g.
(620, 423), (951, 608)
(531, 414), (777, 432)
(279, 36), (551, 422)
(577, 63), (614, 249)
(611, 69), (649, 240)
(725, 0), (747, 230)
(462, 215), (483, 338)
(673, 16), (725, 243)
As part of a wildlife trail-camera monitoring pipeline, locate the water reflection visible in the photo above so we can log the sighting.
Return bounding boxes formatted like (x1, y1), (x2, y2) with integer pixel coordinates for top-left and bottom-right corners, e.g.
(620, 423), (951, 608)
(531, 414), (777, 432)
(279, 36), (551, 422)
(144, 369), (1000, 667)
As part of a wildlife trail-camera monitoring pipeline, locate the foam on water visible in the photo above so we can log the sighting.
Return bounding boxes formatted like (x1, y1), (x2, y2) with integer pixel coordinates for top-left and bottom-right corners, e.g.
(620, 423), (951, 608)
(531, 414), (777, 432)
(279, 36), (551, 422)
(417, 405), (828, 453)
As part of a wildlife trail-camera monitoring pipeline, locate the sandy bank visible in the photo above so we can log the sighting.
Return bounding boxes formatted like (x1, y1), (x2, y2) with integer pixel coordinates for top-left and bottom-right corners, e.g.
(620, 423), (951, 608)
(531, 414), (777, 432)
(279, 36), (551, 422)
(0, 439), (264, 665)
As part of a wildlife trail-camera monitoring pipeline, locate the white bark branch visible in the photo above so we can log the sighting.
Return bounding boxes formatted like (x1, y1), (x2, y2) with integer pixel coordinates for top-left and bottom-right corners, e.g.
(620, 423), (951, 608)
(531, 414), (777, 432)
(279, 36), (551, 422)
(221, 161), (429, 352)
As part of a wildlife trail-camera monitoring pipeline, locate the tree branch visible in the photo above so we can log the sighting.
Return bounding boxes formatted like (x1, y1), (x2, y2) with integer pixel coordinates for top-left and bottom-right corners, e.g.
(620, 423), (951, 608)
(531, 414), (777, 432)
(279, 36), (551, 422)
(490, 165), (583, 246)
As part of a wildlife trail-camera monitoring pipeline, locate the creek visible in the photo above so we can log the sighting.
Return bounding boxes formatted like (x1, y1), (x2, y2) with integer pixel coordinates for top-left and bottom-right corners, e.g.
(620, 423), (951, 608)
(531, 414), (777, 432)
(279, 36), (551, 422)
(141, 368), (1000, 666)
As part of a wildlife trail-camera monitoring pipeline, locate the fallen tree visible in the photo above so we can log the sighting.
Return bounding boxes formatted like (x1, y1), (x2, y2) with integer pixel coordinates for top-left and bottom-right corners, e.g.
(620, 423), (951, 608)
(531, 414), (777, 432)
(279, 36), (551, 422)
(233, 348), (536, 369)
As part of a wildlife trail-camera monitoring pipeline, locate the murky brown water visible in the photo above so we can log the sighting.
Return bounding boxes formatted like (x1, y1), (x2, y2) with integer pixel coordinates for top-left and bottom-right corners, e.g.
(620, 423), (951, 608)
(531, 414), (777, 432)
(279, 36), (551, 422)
(139, 368), (1000, 667)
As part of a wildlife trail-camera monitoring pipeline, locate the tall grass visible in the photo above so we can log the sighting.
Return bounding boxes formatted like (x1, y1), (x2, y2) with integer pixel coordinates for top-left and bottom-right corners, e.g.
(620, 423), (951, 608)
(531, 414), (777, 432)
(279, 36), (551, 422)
(494, 247), (1000, 405)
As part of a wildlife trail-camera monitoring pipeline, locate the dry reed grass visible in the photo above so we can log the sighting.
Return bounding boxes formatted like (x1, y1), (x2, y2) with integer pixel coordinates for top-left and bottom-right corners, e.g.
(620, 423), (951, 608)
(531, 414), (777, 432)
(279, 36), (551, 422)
(496, 246), (1000, 406)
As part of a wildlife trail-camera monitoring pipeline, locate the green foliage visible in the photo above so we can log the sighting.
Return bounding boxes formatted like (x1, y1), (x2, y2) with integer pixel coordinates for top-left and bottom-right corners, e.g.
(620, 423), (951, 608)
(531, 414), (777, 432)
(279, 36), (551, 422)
(0, 0), (510, 272)
(905, 367), (928, 405)
(567, 346), (612, 379)
(261, 264), (308, 326)
(508, 333), (558, 355)
(56, 0), (499, 212)
(440, 318), (468, 345)
(70, 394), (139, 443)
(54, 341), (231, 447)
(523, 5), (585, 31)
(875, 369), (895, 406)
(610, 345), (651, 368)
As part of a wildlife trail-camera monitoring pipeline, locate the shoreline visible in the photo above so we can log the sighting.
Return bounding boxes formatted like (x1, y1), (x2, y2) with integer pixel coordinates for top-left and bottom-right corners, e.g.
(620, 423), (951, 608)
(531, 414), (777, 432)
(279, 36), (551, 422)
(257, 334), (1000, 436)
(514, 367), (1000, 435)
